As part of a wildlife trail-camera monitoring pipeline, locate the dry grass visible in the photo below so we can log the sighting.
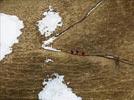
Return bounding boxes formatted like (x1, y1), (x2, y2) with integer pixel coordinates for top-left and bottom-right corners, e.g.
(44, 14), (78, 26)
(0, 0), (134, 100)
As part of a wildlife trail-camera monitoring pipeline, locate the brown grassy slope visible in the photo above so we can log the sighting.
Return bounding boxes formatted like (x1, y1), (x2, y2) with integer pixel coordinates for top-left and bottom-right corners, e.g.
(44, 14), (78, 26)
(54, 0), (134, 62)
(1, 50), (134, 100)
(0, 0), (134, 100)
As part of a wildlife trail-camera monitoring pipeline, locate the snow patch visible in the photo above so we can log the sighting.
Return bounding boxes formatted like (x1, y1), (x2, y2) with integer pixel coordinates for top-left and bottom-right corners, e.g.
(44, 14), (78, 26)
(42, 36), (61, 51)
(37, 6), (63, 52)
(42, 46), (61, 52)
(37, 6), (63, 37)
(0, 13), (24, 61)
(45, 58), (54, 63)
(43, 36), (57, 47)
(38, 73), (82, 100)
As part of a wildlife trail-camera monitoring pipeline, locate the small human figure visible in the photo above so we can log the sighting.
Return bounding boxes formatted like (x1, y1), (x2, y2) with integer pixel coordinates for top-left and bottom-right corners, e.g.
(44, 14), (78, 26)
(76, 49), (79, 55)
(71, 50), (74, 54)
(81, 52), (85, 56)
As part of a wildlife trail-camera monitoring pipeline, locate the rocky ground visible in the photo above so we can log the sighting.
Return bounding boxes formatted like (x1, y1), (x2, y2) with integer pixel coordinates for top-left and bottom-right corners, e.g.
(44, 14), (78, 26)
(0, 0), (134, 100)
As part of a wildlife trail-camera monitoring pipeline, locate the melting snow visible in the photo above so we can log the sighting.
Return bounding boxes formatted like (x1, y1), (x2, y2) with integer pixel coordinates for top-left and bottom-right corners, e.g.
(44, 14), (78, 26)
(42, 46), (61, 52)
(38, 73), (82, 100)
(42, 36), (57, 47)
(0, 13), (24, 61)
(45, 58), (54, 63)
(38, 6), (82, 100)
(37, 6), (63, 37)
(37, 6), (63, 52)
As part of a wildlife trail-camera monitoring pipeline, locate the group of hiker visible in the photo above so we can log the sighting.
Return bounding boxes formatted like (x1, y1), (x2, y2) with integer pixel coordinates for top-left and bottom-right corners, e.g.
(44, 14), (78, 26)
(70, 48), (86, 56)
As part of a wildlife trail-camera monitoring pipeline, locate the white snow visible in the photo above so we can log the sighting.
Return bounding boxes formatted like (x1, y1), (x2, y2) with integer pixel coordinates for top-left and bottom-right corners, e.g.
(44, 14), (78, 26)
(37, 6), (63, 37)
(0, 13), (24, 61)
(38, 6), (82, 100)
(38, 73), (82, 100)
(45, 58), (54, 63)
(37, 6), (63, 52)
(43, 36), (57, 47)
(42, 36), (61, 52)
(42, 46), (61, 52)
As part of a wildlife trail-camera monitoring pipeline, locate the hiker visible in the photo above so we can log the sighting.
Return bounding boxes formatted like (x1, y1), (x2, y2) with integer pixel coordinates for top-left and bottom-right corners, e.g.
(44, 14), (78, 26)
(81, 51), (85, 56)
(71, 49), (74, 54)
(76, 49), (79, 55)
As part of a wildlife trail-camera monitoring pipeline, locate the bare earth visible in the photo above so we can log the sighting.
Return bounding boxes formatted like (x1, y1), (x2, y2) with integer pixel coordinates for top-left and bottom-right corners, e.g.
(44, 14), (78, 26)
(0, 0), (134, 100)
